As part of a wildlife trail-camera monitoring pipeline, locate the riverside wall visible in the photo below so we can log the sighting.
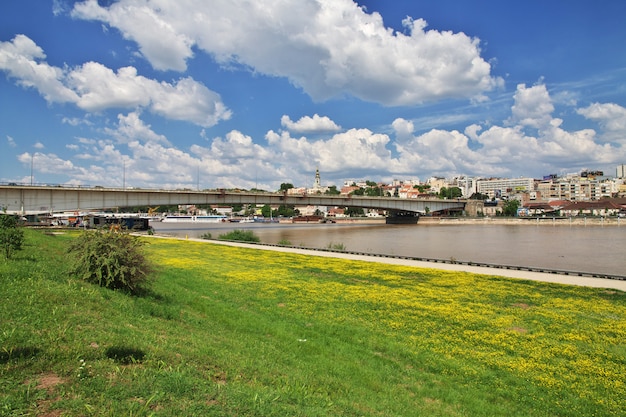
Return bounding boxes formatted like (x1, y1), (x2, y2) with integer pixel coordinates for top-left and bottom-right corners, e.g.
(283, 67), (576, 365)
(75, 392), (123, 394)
(419, 216), (625, 226)
(332, 216), (625, 226)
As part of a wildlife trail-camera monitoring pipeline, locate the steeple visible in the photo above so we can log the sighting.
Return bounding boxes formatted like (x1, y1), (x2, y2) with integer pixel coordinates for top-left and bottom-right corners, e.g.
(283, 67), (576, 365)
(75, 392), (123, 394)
(314, 168), (321, 189)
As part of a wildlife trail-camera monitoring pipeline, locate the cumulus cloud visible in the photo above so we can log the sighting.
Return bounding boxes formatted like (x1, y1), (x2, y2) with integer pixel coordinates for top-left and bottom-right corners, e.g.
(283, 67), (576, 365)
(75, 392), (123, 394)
(509, 83), (554, 129)
(0, 35), (231, 127)
(0, 34), (78, 104)
(265, 127), (396, 181)
(281, 114), (342, 134)
(23, 85), (626, 190)
(18, 151), (99, 183)
(71, 0), (502, 106)
(104, 112), (170, 145)
(577, 102), (626, 144)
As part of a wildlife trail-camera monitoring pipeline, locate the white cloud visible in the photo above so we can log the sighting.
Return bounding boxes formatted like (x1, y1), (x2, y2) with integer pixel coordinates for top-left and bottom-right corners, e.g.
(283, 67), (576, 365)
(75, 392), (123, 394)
(25, 85), (626, 190)
(509, 83), (554, 129)
(6, 135), (16, 147)
(265, 127), (395, 180)
(52, 0), (68, 17)
(0, 34), (78, 104)
(281, 114), (342, 134)
(577, 102), (626, 144)
(62, 116), (92, 126)
(18, 151), (96, 181)
(0, 35), (231, 127)
(104, 112), (170, 145)
(72, 0), (194, 72)
(71, 0), (502, 106)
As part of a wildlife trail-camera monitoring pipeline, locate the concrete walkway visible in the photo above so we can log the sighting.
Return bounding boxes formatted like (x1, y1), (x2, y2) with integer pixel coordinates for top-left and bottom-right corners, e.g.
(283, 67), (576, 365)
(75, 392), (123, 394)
(167, 236), (626, 292)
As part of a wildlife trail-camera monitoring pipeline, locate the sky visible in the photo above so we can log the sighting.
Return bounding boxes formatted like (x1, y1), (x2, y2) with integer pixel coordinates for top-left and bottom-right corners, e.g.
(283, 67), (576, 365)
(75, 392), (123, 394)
(1, 0), (625, 191)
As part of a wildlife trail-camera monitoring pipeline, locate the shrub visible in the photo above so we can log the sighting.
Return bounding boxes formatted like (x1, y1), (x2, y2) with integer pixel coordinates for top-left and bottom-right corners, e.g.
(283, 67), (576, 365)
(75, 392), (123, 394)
(326, 242), (346, 251)
(217, 229), (260, 243)
(0, 214), (24, 260)
(200, 232), (212, 240)
(68, 230), (154, 294)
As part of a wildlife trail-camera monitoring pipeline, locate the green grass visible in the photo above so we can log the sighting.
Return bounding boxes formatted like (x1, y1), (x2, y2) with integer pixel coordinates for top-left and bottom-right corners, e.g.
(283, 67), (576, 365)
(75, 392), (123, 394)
(217, 229), (260, 243)
(1, 229), (625, 416)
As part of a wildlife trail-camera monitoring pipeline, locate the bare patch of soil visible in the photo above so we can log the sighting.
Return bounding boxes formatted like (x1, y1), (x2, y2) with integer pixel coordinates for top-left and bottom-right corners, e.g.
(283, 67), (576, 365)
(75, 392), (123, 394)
(34, 373), (65, 392)
(509, 326), (528, 334)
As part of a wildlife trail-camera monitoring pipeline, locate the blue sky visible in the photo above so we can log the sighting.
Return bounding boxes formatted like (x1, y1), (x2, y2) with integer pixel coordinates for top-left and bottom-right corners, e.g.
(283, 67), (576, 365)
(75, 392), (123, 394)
(1, 0), (625, 190)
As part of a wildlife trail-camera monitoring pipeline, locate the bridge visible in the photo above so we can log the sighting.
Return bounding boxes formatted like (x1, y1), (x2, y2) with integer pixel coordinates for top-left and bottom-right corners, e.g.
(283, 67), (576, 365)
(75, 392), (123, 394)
(0, 185), (467, 222)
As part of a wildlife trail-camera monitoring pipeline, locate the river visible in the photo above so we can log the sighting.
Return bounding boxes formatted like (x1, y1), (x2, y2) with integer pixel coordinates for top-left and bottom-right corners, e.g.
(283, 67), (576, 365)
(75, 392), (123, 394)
(150, 220), (626, 276)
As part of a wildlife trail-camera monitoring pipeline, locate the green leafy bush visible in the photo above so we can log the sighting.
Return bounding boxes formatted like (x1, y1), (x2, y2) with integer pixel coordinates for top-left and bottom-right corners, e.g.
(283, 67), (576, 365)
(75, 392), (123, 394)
(217, 229), (260, 243)
(0, 214), (24, 260)
(68, 230), (154, 294)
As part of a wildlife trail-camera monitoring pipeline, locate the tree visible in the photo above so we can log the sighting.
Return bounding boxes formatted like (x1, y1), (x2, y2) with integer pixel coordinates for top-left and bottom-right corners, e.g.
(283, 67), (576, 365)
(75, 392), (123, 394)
(344, 207), (365, 217)
(68, 230), (154, 294)
(261, 204), (272, 217)
(439, 187), (462, 199)
(0, 215), (24, 260)
(273, 205), (297, 217)
(365, 186), (382, 197)
(502, 199), (521, 217)
(279, 183), (294, 192)
(470, 192), (490, 200)
(324, 185), (341, 195)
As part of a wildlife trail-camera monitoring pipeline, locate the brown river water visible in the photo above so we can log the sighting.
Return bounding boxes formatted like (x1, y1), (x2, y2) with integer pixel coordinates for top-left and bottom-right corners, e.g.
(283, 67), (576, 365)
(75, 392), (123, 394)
(150, 220), (626, 276)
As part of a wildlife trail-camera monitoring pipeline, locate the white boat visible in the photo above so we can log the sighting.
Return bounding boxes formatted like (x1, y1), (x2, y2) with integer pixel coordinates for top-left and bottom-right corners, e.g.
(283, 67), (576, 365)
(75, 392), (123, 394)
(162, 215), (228, 223)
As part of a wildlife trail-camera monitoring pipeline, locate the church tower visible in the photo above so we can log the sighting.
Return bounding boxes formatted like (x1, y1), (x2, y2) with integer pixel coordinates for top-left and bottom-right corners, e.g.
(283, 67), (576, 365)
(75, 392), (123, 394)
(314, 168), (321, 189)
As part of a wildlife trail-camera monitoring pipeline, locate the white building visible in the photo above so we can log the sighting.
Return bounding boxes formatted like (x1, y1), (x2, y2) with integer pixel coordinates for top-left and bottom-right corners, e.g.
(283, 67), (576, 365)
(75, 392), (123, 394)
(455, 177), (478, 198)
(538, 177), (616, 201)
(476, 177), (534, 199)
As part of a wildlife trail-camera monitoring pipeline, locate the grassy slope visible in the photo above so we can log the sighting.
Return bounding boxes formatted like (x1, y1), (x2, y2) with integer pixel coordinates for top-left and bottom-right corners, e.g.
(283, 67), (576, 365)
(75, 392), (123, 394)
(1, 230), (624, 416)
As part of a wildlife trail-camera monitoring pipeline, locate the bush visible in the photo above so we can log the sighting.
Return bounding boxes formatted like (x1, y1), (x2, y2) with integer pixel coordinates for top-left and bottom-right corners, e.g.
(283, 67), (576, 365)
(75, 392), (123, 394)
(68, 230), (154, 294)
(326, 242), (346, 251)
(0, 214), (24, 260)
(217, 229), (260, 243)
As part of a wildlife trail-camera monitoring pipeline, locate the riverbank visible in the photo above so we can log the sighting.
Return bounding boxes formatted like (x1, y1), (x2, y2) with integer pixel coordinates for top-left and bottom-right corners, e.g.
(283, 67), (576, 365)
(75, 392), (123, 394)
(146, 234), (626, 291)
(420, 216), (625, 226)
(3, 230), (624, 416)
(318, 216), (625, 226)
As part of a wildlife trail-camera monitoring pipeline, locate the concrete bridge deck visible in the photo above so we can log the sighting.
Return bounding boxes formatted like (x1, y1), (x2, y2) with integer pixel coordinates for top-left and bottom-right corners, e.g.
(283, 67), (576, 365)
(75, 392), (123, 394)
(0, 185), (466, 215)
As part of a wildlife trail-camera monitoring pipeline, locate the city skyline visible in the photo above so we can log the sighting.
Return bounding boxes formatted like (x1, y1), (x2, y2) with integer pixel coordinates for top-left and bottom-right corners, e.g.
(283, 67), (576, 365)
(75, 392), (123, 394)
(1, 1), (626, 190)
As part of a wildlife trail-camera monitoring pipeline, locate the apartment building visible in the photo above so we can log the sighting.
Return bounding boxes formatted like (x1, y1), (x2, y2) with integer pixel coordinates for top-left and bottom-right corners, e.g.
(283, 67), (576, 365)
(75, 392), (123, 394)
(476, 177), (534, 199)
(537, 177), (615, 201)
